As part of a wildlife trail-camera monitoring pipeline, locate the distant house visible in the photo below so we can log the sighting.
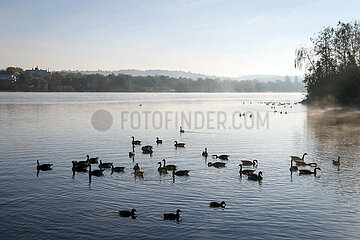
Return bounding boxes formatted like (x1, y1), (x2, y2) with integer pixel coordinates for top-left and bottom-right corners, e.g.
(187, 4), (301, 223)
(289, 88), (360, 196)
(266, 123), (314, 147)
(21, 67), (50, 79)
(0, 74), (16, 83)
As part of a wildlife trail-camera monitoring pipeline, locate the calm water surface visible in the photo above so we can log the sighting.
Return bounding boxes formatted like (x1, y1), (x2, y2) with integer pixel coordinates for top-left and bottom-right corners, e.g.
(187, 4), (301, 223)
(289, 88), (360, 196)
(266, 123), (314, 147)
(0, 92), (359, 239)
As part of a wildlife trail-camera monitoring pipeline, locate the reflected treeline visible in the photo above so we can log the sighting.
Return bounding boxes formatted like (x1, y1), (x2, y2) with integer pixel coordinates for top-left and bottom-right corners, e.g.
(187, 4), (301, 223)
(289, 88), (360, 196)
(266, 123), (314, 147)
(0, 70), (305, 92)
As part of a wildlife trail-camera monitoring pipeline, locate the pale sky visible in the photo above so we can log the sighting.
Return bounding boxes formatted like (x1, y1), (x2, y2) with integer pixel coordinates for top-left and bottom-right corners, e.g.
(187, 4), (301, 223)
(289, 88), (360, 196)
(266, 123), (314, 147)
(0, 0), (359, 77)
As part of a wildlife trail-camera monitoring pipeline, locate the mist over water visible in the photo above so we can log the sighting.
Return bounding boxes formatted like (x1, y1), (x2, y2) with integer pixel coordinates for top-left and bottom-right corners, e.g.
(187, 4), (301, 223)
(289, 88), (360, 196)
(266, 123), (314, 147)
(0, 92), (359, 239)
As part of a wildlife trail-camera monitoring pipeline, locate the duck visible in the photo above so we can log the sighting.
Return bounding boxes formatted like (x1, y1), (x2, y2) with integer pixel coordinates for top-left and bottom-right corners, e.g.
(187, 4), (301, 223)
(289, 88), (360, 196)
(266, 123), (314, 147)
(290, 153), (307, 161)
(164, 209), (181, 220)
(119, 209), (137, 218)
(248, 171), (263, 181)
(172, 168), (190, 176)
(289, 159), (298, 172)
(36, 160), (53, 171)
(179, 126), (185, 133)
(157, 162), (168, 174)
(133, 163), (141, 171)
(98, 160), (113, 169)
(129, 145), (136, 157)
(239, 164), (255, 175)
(299, 167), (321, 176)
(208, 162), (226, 168)
(202, 148), (209, 157)
(333, 156), (340, 166)
(241, 160), (258, 166)
(162, 159), (176, 170)
(209, 201), (226, 208)
(131, 136), (141, 145)
(174, 141), (185, 147)
(111, 165), (125, 172)
(86, 155), (99, 164)
(212, 154), (229, 160)
(156, 137), (163, 144)
(72, 161), (88, 172)
(88, 164), (104, 177)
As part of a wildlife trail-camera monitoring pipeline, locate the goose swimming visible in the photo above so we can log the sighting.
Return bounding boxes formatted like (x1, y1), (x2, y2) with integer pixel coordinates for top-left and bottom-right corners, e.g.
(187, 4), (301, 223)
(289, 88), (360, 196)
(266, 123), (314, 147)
(131, 136), (141, 145)
(119, 209), (137, 218)
(157, 162), (168, 174)
(98, 160), (113, 169)
(89, 164), (104, 177)
(239, 164), (255, 175)
(162, 159), (176, 170)
(164, 209), (181, 220)
(290, 153), (307, 161)
(202, 148), (209, 157)
(156, 137), (163, 144)
(247, 171), (263, 181)
(174, 141), (185, 147)
(86, 155), (99, 164)
(36, 160), (53, 171)
(212, 154), (229, 160)
(209, 201), (226, 208)
(241, 160), (258, 166)
(208, 162), (226, 168)
(332, 156), (340, 166)
(299, 167), (321, 176)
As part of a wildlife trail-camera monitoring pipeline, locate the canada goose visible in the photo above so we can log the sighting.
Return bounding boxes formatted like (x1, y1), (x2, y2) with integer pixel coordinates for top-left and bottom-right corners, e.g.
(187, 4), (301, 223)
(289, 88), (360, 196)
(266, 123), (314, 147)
(131, 136), (141, 145)
(36, 160), (53, 171)
(333, 156), (340, 166)
(119, 209), (137, 218)
(158, 162), (167, 174)
(208, 162), (226, 168)
(212, 154), (229, 160)
(133, 170), (144, 177)
(156, 137), (163, 144)
(88, 164), (104, 177)
(98, 160), (113, 169)
(172, 168), (190, 176)
(157, 162), (168, 174)
(86, 155), (99, 164)
(239, 164), (255, 175)
(129, 145), (136, 157)
(142, 148), (153, 154)
(162, 159), (176, 170)
(76, 159), (89, 167)
(210, 201), (226, 208)
(202, 148), (209, 157)
(141, 145), (153, 151)
(72, 161), (88, 172)
(248, 171), (263, 181)
(164, 209), (181, 220)
(290, 153), (307, 161)
(299, 167), (321, 176)
(296, 161), (318, 167)
(241, 160), (258, 166)
(111, 165), (125, 172)
(289, 159), (298, 171)
(133, 163), (141, 171)
(179, 126), (185, 133)
(174, 141), (185, 147)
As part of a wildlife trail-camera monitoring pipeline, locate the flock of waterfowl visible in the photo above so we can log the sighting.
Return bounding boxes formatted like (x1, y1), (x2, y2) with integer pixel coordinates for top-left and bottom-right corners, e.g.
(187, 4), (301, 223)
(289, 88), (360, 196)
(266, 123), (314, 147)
(36, 124), (342, 221)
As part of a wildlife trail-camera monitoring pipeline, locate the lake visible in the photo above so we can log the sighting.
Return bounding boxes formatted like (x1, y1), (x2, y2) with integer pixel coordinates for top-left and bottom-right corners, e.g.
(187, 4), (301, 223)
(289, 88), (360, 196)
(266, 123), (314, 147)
(0, 92), (359, 239)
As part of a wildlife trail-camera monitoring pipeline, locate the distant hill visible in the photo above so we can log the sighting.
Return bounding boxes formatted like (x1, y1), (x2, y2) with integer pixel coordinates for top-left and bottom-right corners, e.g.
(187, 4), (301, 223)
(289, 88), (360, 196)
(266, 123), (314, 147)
(69, 69), (303, 83)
